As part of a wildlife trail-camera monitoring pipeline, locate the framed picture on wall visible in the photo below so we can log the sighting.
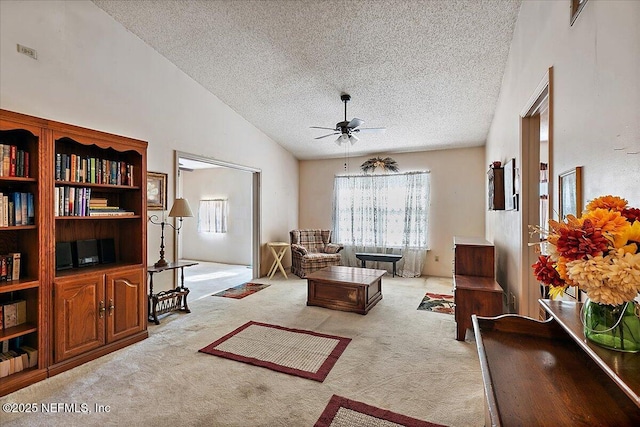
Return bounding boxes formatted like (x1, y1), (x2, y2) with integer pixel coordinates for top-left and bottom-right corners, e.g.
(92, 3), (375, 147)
(558, 166), (583, 301)
(504, 158), (518, 211)
(558, 166), (583, 220)
(570, 0), (589, 26)
(147, 171), (167, 210)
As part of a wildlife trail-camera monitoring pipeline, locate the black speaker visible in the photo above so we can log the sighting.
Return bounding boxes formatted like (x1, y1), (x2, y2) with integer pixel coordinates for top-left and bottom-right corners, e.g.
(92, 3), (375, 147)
(56, 242), (73, 270)
(98, 238), (116, 264)
(72, 239), (99, 268)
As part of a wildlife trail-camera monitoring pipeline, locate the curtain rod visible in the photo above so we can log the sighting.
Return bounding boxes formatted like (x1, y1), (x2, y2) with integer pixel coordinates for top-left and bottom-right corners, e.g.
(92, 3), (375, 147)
(335, 170), (430, 178)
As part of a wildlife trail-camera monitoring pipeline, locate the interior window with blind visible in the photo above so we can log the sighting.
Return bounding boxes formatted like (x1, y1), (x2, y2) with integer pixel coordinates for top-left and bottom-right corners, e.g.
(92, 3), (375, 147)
(198, 199), (228, 233)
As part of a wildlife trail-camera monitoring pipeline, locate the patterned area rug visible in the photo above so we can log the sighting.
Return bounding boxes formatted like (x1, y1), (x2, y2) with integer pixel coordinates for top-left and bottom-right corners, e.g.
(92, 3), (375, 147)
(212, 282), (270, 299)
(199, 321), (351, 382)
(417, 293), (454, 314)
(315, 395), (447, 427)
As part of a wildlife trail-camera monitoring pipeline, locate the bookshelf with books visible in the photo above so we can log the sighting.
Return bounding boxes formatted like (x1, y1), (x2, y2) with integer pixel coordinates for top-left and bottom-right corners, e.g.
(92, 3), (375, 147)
(0, 109), (148, 395)
(49, 120), (147, 374)
(0, 110), (47, 395)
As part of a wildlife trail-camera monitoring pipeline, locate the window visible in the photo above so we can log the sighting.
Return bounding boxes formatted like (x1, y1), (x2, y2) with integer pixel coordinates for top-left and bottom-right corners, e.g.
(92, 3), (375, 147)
(198, 199), (227, 233)
(332, 172), (430, 249)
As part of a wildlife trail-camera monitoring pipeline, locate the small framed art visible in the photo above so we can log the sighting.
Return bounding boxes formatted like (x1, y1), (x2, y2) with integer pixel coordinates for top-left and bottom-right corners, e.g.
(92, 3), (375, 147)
(147, 171), (167, 210)
(558, 166), (582, 220)
(504, 158), (518, 211)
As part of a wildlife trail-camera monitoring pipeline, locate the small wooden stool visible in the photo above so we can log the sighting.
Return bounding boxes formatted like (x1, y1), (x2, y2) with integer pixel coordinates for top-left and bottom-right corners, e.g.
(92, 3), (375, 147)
(267, 242), (289, 279)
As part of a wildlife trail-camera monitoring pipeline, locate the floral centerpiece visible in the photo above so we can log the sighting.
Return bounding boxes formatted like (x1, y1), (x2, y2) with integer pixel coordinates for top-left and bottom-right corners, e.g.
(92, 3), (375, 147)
(532, 195), (640, 352)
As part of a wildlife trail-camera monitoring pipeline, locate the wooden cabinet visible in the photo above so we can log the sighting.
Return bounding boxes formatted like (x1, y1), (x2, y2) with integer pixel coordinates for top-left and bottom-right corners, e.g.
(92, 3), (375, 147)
(453, 237), (503, 341)
(454, 275), (503, 341)
(488, 166), (505, 210)
(473, 300), (640, 426)
(453, 236), (495, 277)
(53, 267), (144, 364)
(0, 109), (147, 395)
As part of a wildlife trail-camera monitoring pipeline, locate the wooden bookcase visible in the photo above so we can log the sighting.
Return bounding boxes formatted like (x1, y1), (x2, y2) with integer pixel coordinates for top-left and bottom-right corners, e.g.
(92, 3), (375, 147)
(0, 109), (148, 396)
(0, 112), (48, 395)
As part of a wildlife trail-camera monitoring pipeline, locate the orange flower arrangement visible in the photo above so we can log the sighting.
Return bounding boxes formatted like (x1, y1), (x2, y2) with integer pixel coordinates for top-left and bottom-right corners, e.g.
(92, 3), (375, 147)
(532, 195), (640, 305)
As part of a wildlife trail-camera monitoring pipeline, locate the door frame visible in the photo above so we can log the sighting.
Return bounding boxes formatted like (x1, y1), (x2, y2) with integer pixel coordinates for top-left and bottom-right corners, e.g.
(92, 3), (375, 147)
(519, 66), (553, 318)
(173, 151), (261, 280)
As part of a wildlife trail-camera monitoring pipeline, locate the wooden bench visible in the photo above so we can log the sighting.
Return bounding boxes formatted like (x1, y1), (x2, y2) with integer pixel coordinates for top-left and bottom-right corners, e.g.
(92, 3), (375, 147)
(355, 252), (403, 277)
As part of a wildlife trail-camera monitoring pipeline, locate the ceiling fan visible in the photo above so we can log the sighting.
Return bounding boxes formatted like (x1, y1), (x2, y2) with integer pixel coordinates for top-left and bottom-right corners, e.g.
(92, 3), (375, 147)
(311, 94), (386, 146)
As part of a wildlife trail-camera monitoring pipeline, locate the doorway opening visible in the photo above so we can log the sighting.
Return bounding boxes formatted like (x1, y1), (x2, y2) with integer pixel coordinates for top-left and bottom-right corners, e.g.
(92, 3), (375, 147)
(520, 67), (552, 318)
(173, 151), (261, 300)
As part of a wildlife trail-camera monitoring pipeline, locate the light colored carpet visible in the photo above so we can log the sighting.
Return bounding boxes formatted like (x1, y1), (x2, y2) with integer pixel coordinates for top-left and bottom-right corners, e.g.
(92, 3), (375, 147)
(0, 275), (484, 426)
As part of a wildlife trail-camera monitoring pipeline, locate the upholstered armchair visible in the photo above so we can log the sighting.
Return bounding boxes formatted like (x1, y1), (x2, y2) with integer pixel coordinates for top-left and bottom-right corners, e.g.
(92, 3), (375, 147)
(289, 229), (344, 278)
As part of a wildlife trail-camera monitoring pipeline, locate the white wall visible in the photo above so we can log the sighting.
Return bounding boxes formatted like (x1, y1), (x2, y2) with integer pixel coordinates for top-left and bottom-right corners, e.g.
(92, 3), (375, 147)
(486, 1), (640, 315)
(299, 147), (486, 278)
(180, 167), (252, 265)
(0, 0), (299, 288)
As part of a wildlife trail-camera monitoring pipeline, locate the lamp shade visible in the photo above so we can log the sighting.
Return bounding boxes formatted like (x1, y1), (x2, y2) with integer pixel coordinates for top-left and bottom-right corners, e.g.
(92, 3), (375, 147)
(168, 198), (194, 218)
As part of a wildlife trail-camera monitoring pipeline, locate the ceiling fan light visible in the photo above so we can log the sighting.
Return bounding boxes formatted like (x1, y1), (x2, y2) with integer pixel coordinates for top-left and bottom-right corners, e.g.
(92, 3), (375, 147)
(349, 135), (359, 145)
(335, 136), (343, 146)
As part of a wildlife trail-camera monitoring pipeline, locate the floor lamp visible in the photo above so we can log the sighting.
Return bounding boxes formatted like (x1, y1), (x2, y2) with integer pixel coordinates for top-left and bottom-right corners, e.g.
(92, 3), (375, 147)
(149, 198), (194, 268)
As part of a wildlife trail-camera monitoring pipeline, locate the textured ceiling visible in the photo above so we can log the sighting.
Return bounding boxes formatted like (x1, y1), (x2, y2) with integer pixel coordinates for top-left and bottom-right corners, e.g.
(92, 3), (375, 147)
(93, 0), (521, 160)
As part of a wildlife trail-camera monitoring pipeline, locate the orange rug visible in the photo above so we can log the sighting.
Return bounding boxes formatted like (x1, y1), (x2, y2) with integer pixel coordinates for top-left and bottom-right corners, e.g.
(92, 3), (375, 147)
(212, 282), (270, 299)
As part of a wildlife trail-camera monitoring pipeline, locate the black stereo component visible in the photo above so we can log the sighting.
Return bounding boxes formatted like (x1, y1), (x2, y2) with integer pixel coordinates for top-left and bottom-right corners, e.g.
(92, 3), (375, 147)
(55, 241), (74, 271)
(72, 239), (99, 268)
(98, 238), (116, 264)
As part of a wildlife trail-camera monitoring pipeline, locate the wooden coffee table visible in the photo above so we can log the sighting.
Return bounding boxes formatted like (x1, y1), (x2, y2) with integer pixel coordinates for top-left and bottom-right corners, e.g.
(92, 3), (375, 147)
(306, 266), (386, 315)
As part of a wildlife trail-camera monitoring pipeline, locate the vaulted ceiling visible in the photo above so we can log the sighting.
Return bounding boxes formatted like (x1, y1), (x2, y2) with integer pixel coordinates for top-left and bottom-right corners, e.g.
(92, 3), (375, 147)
(93, 0), (521, 160)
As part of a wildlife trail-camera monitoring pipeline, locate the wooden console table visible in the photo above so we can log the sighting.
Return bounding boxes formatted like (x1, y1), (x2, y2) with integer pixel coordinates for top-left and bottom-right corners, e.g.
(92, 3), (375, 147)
(147, 261), (198, 325)
(355, 252), (402, 277)
(473, 299), (640, 426)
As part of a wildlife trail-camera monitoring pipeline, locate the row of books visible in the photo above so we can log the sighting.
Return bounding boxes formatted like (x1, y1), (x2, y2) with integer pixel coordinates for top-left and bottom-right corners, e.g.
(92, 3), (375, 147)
(54, 187), (134, 217)
(0, 253), (20, 282)
(55, 153), (134, 186)
(0, 144), (30, 178)
(0, 338), (38, 378)
(1, 299), (26, 330)
(0, 192), (35, 227)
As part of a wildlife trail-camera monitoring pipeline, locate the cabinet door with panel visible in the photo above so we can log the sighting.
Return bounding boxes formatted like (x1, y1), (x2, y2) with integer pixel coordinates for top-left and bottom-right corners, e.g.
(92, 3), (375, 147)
(106, 267), (145, 342)
(54, 274), (106, 363)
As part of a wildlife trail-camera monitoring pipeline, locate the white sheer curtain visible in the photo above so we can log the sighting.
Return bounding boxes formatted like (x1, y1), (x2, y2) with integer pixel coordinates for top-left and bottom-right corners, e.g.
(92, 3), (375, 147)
(332, 171), (430, 277)
(198, 199), (227, 233)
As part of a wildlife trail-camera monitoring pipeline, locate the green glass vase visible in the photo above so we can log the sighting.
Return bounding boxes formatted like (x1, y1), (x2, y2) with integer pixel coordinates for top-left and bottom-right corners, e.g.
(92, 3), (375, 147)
(583, 299), (640, 353)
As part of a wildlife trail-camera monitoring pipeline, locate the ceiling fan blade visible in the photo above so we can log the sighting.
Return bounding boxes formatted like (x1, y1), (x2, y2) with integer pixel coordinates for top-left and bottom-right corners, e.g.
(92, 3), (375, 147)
(315, 132), (340, 140)
(347, 118), (364, 128)
(352, 127), (386, 134)
(310, 126), (337, 131)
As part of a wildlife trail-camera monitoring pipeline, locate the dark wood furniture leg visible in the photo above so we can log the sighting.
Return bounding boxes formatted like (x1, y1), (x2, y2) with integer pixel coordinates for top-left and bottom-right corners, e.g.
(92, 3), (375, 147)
(148, 271), (160, 325)
(179, 265), (190, 313)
